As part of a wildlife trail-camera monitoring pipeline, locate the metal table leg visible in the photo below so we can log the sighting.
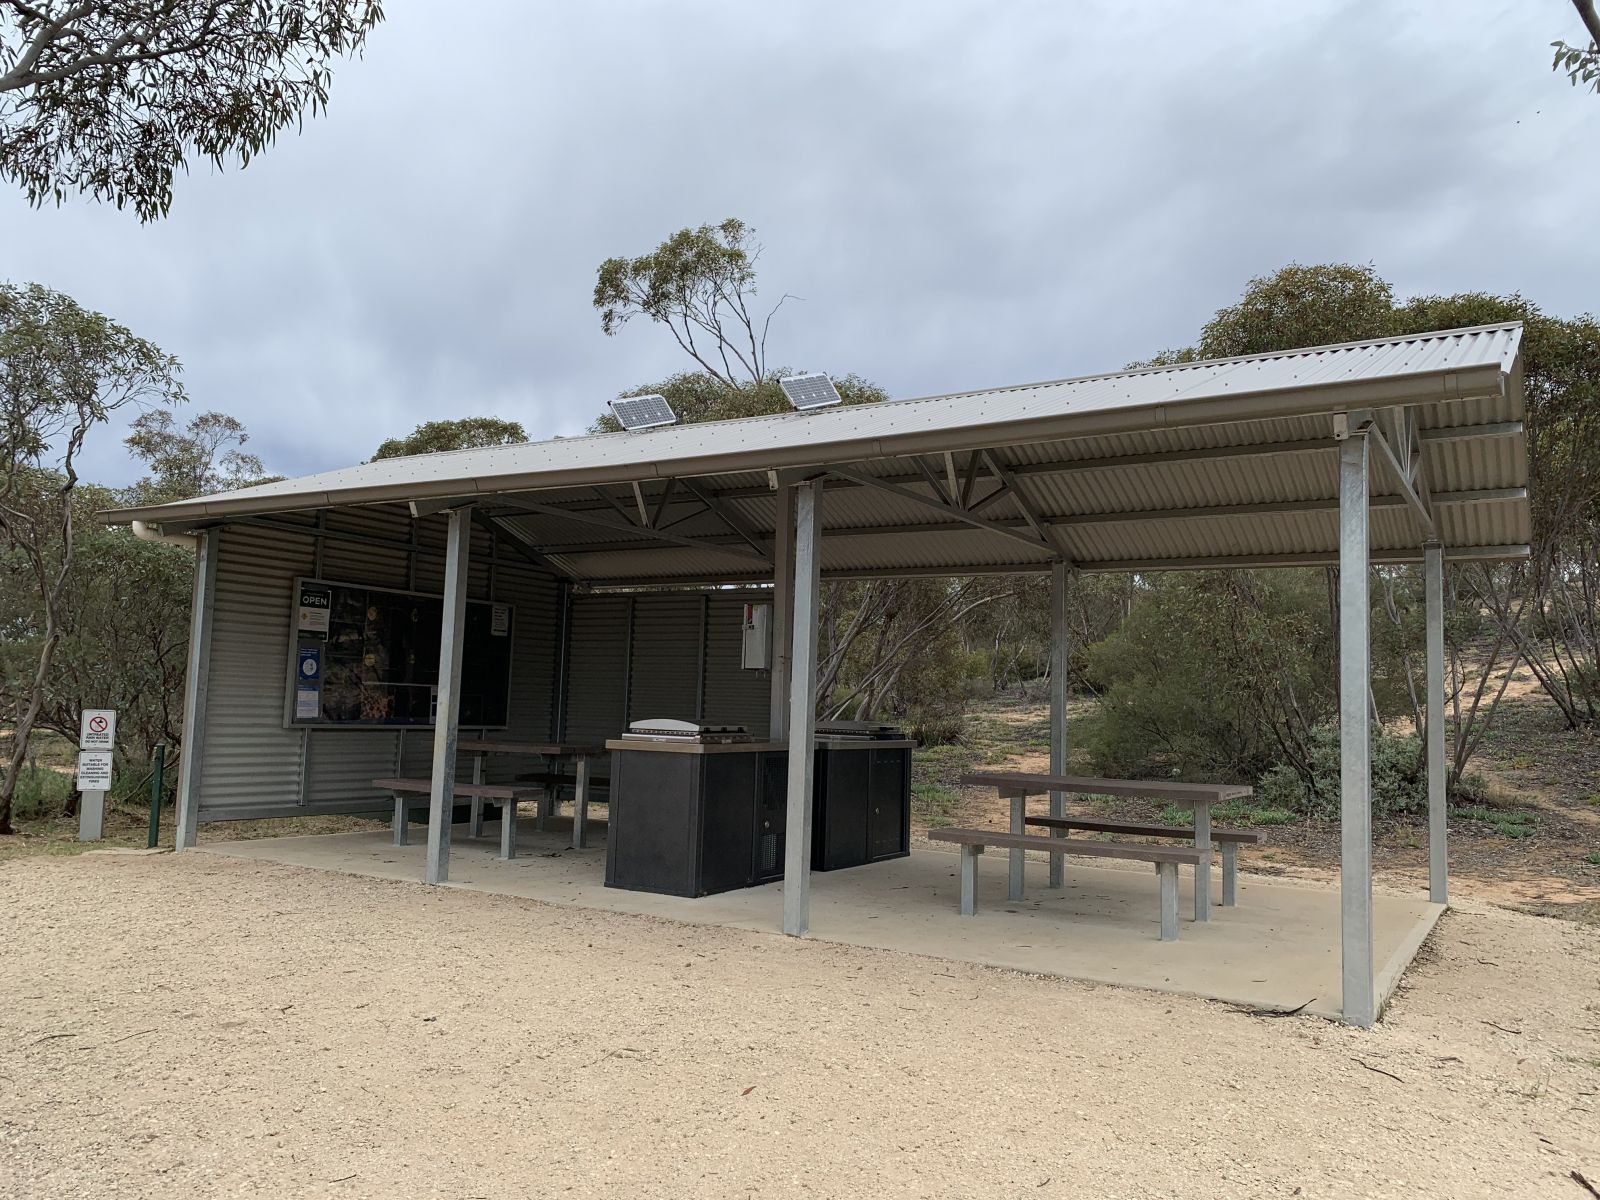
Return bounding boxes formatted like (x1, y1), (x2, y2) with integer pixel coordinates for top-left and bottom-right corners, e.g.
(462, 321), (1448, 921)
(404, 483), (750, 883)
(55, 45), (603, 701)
(1006, 790), (1025, 902)
(1193, 801), (1212, 922)
(572, 756), (590, 850)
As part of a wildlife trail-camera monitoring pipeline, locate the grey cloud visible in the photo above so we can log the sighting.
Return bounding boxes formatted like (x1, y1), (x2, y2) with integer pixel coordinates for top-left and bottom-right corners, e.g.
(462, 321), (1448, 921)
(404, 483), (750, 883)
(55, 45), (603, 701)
(1, 0), (1592, 487)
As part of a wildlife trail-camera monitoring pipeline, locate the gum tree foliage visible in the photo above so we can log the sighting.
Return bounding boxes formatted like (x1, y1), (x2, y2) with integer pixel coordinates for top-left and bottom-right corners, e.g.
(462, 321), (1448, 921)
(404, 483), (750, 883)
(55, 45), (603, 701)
(594, 218), (793, 392)
(0, 0), (384, 220)
(125, 408), (266, 500)
(1552, 0), (1600, 93)
(1, 407), (267, 821)
(372, 417), (528, 461)
(0, 283), (183, 833)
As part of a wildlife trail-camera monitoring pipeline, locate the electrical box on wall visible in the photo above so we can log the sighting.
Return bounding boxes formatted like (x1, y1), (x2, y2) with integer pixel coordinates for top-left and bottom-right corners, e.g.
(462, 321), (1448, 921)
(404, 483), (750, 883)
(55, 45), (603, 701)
(741, 602), (771, 670)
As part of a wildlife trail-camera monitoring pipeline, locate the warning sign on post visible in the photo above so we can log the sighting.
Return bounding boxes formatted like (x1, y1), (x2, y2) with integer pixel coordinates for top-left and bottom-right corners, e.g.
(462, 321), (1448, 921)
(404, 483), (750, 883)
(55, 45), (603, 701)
(76, 750), (113, 792)
(79, 708), (116, 750)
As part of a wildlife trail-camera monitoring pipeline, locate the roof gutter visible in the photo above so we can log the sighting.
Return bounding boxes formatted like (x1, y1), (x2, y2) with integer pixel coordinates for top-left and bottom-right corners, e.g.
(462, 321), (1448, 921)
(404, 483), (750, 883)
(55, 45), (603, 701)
(98, 362), (1509, 528)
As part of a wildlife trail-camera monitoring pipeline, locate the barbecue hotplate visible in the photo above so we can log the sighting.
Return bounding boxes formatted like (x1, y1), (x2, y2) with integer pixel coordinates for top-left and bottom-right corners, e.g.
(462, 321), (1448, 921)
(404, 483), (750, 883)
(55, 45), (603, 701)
(814, 720), (904, 741)
(621, 719), (752, 745)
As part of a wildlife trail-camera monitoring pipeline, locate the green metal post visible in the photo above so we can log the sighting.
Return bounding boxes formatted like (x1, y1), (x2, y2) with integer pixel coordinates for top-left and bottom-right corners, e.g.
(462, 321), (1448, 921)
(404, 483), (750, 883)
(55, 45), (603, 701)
(146, 744), (166, 849)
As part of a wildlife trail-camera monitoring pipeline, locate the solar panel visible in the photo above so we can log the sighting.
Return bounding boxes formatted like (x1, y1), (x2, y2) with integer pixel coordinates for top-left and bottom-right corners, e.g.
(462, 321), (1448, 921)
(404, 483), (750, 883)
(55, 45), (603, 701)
(778, 373), (842, 412)
(609, 393), (678, 431)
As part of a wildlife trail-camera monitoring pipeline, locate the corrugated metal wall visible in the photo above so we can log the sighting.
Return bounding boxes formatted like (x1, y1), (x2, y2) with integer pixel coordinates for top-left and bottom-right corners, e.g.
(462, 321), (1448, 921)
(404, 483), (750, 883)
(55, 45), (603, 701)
(702, 594), (772, 731)
(196, 510), (562, 821)
(626, 592), (705, 724)
(562, 594), (631, 744)
(195, 523), (315, 818)
(563, 589), (773, 742)
(193, 513), (773, 819)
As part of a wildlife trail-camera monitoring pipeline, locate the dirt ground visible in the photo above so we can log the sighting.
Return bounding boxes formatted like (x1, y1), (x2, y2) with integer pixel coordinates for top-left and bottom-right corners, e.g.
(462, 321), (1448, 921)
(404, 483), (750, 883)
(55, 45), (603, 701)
(3, 850), (1599, 1199)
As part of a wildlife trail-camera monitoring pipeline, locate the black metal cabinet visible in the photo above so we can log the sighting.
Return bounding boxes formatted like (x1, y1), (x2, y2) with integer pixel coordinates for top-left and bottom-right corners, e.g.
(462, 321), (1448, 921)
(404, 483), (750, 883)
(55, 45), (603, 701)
(605, 747), (758, 897)
(812, 743), (911, 870)
(865, 747), (910, 861)
(761, 744), (912, 871)
(754, 752), (786, 883)
(605, 742), (911, 897)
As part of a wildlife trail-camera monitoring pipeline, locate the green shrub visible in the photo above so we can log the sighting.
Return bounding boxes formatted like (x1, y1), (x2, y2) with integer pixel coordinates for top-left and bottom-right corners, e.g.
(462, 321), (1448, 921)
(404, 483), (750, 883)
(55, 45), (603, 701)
(1253, 726), (1488, 821)
(1158, 799), (1297, 828)
(1455, 805), (1540, 838)
(905, 709), (966, 747)
(10, 767), (74, 820)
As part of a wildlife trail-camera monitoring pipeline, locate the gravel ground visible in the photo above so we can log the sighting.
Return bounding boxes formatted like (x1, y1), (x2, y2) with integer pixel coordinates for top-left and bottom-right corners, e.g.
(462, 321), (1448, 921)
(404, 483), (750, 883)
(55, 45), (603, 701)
(3, 851), (1599, 1199)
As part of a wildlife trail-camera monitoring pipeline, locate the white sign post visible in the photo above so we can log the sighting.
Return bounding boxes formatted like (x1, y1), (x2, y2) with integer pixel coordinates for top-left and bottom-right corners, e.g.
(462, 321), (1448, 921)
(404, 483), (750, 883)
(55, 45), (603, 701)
(76, 709), (116, 842)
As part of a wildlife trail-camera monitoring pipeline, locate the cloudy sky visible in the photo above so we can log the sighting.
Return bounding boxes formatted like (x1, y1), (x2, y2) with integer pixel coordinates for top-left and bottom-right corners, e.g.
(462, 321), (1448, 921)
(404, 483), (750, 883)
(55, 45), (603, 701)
(4, 0), (1594, 485)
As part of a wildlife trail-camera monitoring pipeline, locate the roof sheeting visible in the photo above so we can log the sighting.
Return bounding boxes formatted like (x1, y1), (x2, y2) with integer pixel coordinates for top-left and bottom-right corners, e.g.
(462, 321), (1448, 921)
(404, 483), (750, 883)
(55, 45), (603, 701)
(106, 323), (1531, 581)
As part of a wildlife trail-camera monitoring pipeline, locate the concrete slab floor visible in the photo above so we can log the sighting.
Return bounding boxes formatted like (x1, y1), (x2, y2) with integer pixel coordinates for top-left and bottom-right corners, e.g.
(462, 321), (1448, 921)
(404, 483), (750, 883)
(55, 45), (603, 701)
(201, 819), (1443, 1022)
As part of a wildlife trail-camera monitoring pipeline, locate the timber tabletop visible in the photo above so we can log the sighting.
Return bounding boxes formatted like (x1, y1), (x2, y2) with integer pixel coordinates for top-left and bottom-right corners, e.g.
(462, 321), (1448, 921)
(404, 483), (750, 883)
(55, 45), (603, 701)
(961, 771), (1253, 804)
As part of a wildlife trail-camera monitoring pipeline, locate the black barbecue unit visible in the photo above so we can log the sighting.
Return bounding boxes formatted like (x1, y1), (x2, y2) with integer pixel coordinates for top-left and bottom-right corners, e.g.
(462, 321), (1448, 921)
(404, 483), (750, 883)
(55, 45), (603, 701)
(605, 721), (781, 898)
(810, 721), (912, 870)
(605, 719), (914, 897)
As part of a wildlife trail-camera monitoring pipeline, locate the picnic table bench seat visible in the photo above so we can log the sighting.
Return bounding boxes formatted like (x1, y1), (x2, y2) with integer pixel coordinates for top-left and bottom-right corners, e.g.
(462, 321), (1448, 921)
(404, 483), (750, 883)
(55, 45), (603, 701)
(373, 777), (543, 860)
(963, 771), (1255, 920)
(1023, 815), (1263, 907)
(927, 827), (1206, 941)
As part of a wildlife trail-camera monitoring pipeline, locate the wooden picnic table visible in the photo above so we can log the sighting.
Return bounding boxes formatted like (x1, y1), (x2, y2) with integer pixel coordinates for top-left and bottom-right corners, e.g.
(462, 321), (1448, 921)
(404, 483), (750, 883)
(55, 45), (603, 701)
(962, 772), (1253, 922)
(456, 740), (608, 851)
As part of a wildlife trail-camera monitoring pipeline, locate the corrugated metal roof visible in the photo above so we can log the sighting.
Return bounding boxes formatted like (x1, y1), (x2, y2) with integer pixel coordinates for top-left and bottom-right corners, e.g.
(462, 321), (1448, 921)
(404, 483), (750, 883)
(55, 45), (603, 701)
(107, 323), (1531, 578)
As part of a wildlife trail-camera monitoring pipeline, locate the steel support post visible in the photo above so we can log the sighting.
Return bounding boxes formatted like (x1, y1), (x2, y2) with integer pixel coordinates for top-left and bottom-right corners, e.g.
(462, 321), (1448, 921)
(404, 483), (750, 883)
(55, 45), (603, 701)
(1048, 561), (1070, 888)
(1425, 540), (1448, 905)
(769, 482), (795, 742)
(1339, 426), (1375, 1027)
(782, 481), (822, 936)
(425, 508), (472, 885)
(174, 529), (219, 850)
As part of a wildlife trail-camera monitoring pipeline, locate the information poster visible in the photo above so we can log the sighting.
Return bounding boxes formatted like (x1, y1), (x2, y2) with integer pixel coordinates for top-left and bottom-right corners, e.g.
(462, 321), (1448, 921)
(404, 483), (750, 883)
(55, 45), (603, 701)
(287, 578), (512, 728)
(297, 584), (332, 635)
(295, 645), (322, 718)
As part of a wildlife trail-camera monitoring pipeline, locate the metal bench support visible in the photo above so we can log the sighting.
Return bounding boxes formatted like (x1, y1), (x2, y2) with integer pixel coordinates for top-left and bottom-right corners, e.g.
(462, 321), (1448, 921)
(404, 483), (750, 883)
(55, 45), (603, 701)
(1221, 842), (1238, 906)
(469, 755), (486, 838)
(500, 797), (519, 860)
(1156, 861), (1179, 941)
(392, 795), (409, 846)
(572, 757), (591, 850)
(1193, 803), (1212, 922)
(959, 844), (984, 916)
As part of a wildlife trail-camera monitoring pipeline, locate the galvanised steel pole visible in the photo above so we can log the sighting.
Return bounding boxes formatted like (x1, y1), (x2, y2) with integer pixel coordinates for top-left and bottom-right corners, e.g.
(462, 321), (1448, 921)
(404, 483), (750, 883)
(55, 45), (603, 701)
(1339, 418), (1375, 1028)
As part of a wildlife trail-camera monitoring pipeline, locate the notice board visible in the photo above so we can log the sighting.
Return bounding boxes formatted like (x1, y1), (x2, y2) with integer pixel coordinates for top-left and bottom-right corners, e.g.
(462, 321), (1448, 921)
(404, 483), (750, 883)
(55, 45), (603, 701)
(287, 578), (514, 728)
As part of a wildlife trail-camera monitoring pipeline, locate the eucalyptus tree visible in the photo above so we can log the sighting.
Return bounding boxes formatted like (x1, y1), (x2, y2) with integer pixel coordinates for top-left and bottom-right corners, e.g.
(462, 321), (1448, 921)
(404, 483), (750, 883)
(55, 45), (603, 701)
(1553, 0), (1600, 93)
(0, 0), (383, 220)
(371, 417), (528, 461)
(0, 282), (183, 833)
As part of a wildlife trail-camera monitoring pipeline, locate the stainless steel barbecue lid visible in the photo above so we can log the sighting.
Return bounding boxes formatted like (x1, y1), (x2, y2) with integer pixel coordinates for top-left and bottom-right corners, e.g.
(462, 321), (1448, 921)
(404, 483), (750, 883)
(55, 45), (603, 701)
(623, 719), (751, 742)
